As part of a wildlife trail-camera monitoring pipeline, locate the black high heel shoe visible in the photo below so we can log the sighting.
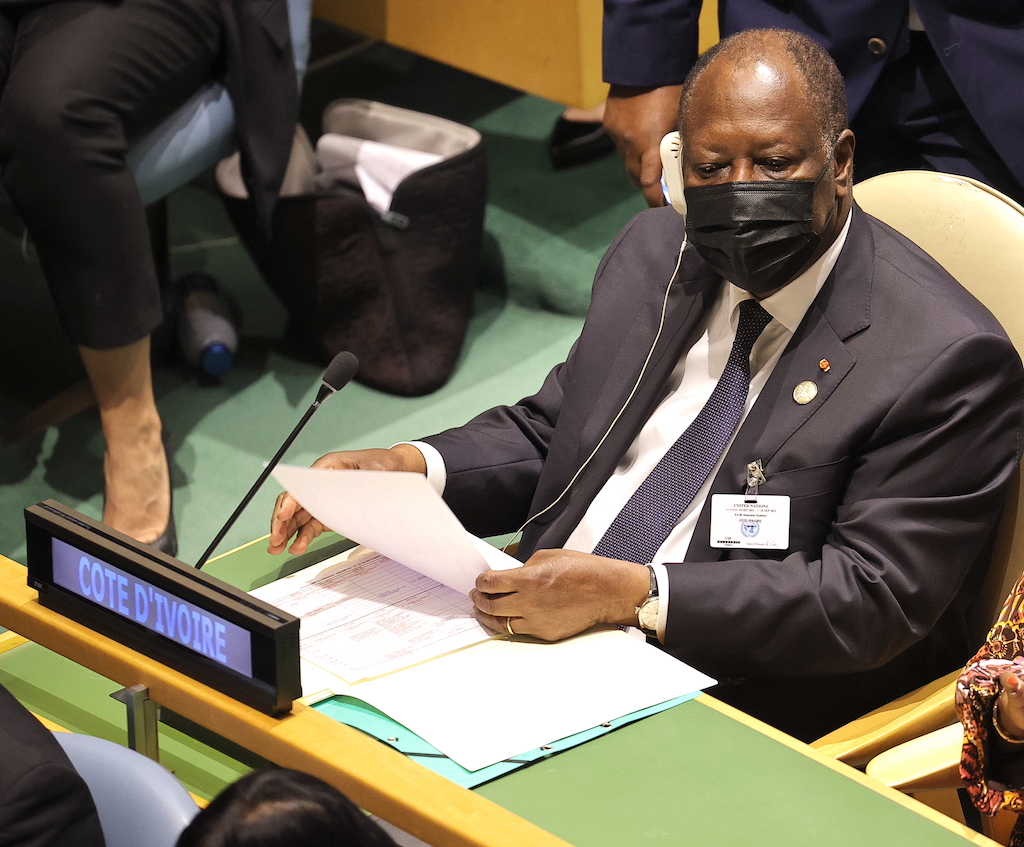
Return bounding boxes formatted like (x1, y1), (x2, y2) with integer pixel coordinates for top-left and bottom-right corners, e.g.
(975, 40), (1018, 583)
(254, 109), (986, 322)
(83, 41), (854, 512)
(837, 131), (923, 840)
(547, 115), (616, 170)
(147, 428), (177, 558)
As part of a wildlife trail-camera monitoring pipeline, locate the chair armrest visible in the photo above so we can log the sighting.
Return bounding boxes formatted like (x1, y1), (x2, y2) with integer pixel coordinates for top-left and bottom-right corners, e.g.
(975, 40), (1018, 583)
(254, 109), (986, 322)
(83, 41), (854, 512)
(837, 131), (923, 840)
(810, 669), (960, 766)
(864, 722), (963, 792)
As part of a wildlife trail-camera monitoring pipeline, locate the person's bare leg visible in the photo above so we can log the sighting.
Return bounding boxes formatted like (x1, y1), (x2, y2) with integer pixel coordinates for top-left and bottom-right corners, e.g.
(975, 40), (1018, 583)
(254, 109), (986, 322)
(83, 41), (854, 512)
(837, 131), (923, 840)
(79, 338), (170, 544)
(561, 103), (605, 123)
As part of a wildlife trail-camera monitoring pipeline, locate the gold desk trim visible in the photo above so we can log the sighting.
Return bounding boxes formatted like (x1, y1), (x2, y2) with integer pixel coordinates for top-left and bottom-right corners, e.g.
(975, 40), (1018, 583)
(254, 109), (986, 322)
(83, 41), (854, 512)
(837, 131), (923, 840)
(0, 556), (570, 847)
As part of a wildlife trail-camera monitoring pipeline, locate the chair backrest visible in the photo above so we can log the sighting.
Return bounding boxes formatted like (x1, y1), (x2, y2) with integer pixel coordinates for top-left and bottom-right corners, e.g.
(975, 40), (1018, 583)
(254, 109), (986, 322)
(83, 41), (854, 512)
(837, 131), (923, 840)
(52, 732), (200, 847)
(854, 170), (1024, 638)
(128, 0), (314, 204)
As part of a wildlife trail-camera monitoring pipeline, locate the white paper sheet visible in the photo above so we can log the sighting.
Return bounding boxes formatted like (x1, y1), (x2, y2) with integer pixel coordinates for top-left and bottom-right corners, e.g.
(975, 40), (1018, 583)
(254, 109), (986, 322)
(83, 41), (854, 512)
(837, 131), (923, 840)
(251, 548), (494, 682)
(271, 465), (520, 596)
(267, 465), (716, 772)
(316, 134), (444, 214)
(321, 627), (716, 772)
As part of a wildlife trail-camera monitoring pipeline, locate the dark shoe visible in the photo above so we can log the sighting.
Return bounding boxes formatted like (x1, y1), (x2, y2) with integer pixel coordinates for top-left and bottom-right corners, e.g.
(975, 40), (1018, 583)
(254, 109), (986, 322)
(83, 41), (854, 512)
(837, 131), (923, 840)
(547, 116), (616, 170)
(149, 511), (177, 558)
(148, 428), (178, 558)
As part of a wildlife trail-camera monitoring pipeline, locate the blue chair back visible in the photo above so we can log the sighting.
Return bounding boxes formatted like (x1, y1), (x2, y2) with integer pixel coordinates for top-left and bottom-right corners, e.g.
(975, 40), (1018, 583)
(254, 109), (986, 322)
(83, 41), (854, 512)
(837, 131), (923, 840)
(52, 732), (200, 847)
(127, 0), (313, 204)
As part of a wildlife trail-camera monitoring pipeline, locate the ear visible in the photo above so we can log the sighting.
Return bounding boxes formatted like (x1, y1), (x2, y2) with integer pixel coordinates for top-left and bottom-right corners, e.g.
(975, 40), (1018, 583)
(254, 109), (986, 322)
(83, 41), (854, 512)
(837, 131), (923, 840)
(833, 129), (856, 197)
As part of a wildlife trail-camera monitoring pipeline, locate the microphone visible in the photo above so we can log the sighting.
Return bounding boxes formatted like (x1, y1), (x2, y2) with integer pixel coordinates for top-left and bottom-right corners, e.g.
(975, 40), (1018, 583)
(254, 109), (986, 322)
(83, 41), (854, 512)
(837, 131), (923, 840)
(316, 350), (360, 405)
(194, 351), (359, 570)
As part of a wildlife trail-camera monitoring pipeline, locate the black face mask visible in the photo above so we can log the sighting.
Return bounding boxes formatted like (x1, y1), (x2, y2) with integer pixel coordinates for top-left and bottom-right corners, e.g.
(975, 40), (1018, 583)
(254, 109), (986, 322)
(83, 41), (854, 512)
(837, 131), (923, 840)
(684, 158), (837, 295)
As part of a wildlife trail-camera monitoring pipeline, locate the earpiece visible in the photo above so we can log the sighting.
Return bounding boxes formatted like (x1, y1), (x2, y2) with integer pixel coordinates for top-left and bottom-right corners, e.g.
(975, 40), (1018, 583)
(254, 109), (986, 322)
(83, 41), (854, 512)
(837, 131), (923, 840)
(659, 131), (687, 217)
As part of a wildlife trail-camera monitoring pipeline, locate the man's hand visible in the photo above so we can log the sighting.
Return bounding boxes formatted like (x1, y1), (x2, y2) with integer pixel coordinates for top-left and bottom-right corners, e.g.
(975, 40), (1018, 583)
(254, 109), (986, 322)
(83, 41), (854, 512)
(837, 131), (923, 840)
(996, 669), (1024, 742)
(471, 549), (650, 641)
(268, 444), (427, 555)
(605, 84), (684, 208)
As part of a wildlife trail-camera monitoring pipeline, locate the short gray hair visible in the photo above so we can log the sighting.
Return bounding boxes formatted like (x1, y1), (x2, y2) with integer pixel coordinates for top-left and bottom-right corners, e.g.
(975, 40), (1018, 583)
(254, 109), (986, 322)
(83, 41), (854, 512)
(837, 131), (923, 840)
(678, 28), (848, 155)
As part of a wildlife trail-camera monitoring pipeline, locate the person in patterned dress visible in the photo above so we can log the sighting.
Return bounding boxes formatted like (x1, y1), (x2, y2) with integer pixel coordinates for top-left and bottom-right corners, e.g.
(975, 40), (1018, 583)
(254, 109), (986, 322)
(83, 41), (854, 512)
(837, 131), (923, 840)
(958, 574), (1024, 845)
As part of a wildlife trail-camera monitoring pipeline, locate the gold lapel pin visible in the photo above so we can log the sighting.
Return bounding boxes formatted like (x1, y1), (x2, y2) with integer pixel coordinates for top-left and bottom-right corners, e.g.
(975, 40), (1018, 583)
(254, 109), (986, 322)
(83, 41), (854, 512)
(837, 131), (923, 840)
(793, 381), (818, 405)
(819, 358), (830, 373)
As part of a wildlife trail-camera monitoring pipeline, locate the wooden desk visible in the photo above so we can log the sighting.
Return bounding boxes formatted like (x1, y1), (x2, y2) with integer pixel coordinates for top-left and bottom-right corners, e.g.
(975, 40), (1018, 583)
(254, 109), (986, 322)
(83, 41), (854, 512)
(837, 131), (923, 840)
(0, 555), (566, 847)
(0, 552), (997, 846)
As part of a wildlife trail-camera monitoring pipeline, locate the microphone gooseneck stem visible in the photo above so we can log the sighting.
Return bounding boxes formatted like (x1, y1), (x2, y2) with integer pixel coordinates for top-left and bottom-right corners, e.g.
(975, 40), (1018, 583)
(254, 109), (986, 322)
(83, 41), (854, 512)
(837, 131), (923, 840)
(194, 400), (320, 570)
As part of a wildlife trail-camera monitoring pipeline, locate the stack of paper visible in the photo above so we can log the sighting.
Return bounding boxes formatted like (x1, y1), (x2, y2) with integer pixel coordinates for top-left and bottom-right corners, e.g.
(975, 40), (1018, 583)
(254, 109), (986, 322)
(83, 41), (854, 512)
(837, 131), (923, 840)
(252, 549), (493, 682)
(262, 465), (716, 773)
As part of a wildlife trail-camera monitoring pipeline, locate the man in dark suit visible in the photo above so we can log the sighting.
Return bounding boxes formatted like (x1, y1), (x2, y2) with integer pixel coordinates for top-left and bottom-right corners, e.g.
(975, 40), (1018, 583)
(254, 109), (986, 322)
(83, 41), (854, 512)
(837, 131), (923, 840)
(0, 684), (105, 847)
(270, 29), (1024, 741)
(604, 1), (1024, 207)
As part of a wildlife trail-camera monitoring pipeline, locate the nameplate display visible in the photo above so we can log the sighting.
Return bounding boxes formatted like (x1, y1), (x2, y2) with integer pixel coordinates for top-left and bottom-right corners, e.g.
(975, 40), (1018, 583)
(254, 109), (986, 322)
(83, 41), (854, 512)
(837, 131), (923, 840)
(25, 501), (300, 715)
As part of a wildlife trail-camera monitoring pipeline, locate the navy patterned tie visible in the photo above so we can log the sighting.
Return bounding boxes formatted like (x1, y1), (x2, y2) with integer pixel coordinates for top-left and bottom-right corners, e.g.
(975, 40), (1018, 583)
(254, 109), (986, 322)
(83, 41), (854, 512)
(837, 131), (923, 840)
(592, 299), (773, 563)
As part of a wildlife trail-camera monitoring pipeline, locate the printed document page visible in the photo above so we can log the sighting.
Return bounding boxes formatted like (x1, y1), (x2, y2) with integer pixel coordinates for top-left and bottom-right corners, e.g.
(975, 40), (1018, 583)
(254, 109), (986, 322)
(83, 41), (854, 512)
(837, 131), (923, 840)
(271, 464), (519, 595)
(293, 625), (716, 773)
(251, 547), (494, 682)
(355, 628), (717, 771)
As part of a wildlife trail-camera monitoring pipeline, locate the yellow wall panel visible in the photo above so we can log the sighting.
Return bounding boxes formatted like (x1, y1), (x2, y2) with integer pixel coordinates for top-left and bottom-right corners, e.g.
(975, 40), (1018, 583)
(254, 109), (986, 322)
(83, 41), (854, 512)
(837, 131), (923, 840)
(699, 0), (720, 54)
(313, 0), (386, 40)
(387, 0), (598, 107)
(312, 0), (603, 107)
(311, 0), (719, 108)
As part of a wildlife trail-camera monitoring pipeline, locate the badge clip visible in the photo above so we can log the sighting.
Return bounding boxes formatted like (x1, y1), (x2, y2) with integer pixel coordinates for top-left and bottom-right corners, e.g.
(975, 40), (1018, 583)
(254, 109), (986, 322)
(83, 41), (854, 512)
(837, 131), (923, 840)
(745, 459), (767, 501)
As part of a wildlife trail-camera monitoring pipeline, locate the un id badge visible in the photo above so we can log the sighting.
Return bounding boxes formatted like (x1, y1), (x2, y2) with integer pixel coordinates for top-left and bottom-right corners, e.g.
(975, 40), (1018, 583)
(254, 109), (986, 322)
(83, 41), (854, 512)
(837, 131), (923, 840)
(710, 494), (790, 549)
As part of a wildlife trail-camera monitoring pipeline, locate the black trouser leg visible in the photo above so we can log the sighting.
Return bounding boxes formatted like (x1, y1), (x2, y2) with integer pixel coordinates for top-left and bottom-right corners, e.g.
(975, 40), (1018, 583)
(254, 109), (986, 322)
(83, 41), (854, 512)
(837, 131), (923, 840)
(851, 31), (1024, 205)
(0, 0), (223, 350)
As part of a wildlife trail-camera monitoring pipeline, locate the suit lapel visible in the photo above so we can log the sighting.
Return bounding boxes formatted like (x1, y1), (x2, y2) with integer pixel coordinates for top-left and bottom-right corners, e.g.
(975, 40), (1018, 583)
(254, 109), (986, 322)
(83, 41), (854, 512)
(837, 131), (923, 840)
(532, 256), (721, 550)
(577, 264), (720, 463)
(686, 207), (875, 560)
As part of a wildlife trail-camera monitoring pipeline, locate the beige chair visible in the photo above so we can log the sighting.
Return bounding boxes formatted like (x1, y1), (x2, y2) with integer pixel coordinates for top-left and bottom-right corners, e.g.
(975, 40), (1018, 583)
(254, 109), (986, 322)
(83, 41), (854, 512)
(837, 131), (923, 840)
(808, 171), (1024, 842)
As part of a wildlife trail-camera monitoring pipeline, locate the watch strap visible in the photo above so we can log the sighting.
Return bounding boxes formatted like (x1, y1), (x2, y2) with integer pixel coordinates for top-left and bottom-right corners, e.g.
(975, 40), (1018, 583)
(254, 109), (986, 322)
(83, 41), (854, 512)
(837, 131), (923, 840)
(636, 565), (660, 635)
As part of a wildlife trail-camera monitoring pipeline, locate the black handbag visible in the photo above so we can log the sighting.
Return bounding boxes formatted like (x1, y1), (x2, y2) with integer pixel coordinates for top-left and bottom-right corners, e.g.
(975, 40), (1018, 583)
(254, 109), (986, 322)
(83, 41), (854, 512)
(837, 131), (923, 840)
(217, 98), (487, 396)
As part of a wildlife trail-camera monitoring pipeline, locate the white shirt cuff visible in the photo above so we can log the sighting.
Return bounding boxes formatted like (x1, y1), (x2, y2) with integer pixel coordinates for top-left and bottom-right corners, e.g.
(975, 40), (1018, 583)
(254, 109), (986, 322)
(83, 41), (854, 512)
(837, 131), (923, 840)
(393, 441), (447, 496)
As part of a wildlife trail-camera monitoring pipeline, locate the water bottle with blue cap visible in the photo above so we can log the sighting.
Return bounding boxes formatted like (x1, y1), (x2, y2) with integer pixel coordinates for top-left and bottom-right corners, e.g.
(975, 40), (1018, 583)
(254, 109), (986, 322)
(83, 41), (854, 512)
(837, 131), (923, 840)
(175, 272), (239, 378)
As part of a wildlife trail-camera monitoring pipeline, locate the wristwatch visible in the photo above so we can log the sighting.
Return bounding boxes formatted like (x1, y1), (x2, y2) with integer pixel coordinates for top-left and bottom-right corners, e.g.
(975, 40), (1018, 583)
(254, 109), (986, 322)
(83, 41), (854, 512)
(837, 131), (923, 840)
(635, 564), (660, 636)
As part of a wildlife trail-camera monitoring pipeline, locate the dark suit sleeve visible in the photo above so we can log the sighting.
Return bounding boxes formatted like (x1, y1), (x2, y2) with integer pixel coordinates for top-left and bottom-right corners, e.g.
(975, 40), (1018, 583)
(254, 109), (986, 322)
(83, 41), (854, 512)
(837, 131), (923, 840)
(663, 329), (1024, 679)
(422, 351), (574, 538)
(602, 0), (701, 86)
(0, 760), (106, 847)
(223, 0), (300, 232)
(0, 685), (105, 847)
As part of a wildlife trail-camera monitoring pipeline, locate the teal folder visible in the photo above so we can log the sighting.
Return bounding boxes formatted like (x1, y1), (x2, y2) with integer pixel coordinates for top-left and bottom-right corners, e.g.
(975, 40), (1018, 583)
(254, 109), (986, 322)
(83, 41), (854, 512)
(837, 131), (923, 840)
(313, 692), (700, 789)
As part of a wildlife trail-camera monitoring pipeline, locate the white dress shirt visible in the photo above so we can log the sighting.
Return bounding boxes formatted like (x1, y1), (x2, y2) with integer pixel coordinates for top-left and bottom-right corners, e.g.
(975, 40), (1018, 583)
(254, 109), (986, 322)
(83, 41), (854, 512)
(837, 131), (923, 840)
(908, 2), (924, 31)
(412, 209), (853, 638)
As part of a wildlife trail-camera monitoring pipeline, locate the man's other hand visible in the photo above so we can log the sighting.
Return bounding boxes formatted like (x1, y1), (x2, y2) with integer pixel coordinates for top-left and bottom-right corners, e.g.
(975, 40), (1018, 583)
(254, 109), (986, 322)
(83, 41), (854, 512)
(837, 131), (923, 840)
(605, 84), (683, 208)
(267, 444), (427, 555)
(471, 549), (650, 641)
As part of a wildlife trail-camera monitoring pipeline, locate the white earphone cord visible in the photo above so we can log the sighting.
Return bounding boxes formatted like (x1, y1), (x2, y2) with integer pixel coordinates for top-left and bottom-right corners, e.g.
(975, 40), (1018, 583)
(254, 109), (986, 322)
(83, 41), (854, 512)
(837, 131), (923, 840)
(502, 232), (688, 554)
